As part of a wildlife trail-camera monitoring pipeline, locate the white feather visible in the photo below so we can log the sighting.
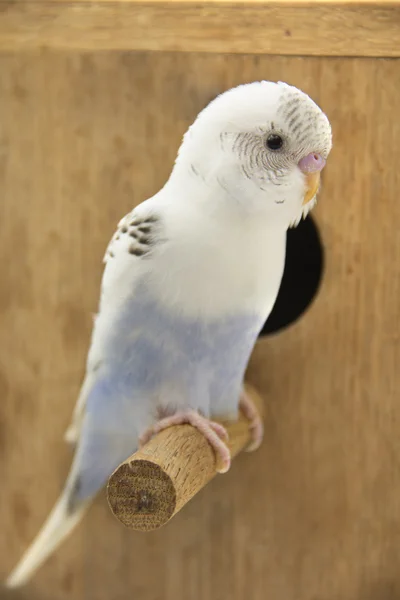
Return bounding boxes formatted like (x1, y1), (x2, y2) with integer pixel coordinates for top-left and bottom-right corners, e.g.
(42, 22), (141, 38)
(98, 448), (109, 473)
(6, 449), (90, 589)
(6, 500), (87, 588)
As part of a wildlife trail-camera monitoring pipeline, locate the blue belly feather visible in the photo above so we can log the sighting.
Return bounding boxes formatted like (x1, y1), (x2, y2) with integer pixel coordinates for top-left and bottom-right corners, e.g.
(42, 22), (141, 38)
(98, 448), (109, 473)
(73, 284), (263, 503)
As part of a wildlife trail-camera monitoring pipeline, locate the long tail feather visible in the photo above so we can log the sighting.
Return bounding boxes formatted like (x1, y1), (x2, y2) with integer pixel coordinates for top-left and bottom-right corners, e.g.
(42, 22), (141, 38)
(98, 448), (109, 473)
(6, 491), (89, 588)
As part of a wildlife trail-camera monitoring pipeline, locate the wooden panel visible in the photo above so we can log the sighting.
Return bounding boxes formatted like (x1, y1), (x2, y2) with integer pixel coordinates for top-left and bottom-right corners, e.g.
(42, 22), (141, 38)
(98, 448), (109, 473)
(1, 51), (400, 600)
(1, 1), (400, 56)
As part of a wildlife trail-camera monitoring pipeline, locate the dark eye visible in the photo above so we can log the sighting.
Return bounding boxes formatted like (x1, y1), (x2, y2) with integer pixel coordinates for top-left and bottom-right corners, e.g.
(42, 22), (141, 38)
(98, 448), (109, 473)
(266, 134), (284, 151)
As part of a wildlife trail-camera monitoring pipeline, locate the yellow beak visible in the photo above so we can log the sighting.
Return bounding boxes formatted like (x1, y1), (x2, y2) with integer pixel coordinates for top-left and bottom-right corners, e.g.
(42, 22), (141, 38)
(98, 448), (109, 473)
(303, 172), (320, 206)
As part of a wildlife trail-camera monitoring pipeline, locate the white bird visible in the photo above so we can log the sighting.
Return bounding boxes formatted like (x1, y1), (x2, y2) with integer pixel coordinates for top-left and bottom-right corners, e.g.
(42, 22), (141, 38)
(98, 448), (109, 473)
(6, 80), (332, 588)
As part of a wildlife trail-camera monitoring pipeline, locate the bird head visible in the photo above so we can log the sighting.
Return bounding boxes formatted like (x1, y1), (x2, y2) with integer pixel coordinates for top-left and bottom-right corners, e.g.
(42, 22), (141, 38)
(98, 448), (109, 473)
(173, 81), (332, 229)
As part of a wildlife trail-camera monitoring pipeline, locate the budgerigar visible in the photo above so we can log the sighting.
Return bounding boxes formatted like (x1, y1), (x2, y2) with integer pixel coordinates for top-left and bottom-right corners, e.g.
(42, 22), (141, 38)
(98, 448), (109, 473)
(6, 81), (332, 588)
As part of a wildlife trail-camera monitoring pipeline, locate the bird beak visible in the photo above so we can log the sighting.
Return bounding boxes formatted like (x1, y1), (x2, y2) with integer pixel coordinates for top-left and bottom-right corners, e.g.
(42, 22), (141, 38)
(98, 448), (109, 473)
(303, 172), (320, 206)
(298, 152), (326, 206)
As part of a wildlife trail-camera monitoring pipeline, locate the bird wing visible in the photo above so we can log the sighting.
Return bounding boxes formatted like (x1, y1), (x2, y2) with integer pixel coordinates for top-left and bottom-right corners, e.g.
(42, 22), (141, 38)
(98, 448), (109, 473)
(6, 197), (166, 588)
(64, 198), (164, 444)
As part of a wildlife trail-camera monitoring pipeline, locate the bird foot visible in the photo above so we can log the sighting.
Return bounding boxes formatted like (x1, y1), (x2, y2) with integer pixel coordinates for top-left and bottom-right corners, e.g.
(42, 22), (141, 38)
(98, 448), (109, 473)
(139, 410), (231, 473)
(239, 390), (264, 451)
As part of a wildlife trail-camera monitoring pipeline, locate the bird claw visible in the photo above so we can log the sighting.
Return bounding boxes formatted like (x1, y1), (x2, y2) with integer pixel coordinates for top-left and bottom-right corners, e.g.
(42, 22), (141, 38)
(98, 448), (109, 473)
(139, 410), (231, 473)
(239, 390), (264, 452)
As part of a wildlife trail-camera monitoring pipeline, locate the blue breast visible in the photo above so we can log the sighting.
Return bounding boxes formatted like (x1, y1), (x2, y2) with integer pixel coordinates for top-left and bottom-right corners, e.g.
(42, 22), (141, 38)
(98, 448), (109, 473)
(75, 283), (263, 503)
(87, 283), (263, 421)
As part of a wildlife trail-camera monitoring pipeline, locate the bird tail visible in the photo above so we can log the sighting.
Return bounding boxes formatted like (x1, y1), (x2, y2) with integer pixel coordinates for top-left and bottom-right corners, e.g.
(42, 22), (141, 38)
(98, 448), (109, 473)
(5, 487), (89, 588)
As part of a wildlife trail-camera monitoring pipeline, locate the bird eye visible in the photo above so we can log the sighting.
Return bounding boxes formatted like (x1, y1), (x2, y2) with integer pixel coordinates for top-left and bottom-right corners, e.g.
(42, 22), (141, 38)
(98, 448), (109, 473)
(266, 134), (284, 151)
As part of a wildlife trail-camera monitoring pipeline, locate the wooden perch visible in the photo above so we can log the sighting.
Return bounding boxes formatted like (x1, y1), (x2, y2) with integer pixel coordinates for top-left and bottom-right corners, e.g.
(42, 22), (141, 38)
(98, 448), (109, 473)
(107, 384), (264, 531)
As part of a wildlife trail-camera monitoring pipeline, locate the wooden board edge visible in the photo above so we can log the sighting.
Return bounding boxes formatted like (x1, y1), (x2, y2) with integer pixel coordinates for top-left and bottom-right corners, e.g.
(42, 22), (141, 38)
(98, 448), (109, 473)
(0, 1), (399, 56)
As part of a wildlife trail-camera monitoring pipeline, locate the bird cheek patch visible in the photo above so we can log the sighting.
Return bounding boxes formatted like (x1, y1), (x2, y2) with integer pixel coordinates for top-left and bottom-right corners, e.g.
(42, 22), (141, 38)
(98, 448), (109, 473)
(303, 172), (320, 205)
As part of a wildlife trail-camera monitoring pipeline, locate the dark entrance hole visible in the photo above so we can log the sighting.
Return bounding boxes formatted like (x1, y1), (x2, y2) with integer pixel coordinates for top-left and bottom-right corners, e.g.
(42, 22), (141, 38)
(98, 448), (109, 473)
(259, 216), (324, 337)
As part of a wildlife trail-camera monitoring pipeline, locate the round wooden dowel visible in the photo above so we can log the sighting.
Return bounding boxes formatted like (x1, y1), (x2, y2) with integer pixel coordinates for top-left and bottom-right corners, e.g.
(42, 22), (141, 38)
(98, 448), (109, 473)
(107, 384), (264, 531)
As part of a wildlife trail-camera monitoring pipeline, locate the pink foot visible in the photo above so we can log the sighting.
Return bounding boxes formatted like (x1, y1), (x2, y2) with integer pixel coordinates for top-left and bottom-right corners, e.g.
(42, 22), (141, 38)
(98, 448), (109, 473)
(139, 411), (231, 473)
(239, 390), (264, 452)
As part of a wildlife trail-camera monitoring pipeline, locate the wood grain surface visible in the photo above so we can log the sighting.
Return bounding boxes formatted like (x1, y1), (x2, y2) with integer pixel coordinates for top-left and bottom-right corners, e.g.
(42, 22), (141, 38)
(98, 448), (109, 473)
(1, 51), (400, 600)
(1, 1), (400, 56)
